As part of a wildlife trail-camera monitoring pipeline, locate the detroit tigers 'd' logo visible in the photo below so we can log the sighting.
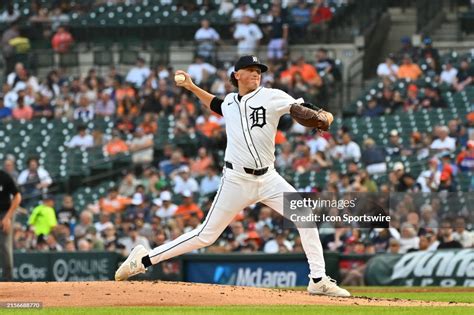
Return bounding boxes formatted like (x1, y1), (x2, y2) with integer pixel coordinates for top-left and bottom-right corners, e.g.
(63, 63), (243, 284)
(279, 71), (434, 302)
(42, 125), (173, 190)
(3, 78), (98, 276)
(249, 106), (266, 129)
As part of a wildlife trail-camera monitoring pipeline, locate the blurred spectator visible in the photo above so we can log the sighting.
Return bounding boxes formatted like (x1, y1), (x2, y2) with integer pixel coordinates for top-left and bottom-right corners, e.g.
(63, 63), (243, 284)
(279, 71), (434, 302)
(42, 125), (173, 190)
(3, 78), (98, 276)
(95, 90), (115, 117)
(387, 238), (401, 254)
(155, 191), (178, 221)
(418, 232), (439, 251)
(1, 22), (20, 75)
(264, 230), (293, 253)
(290, 0), (311, 38)
(172, 165), (199, 195)
(174, 190), (204, 221)
(307, 132), (328, 155)
(118, 224), (151, 253)
(403, 84), (420, 112)
(139, 113), (158, 135)
(118, 172), (139, 197)
(453, 59), (473, 92)
(308, 0), (333, 42)
(265, 5), (289, 61)
(104, 132), (129, 156)
(231, 1), (256, 23)
(0, 96), (12, 120)
(187, 56), (217, 85)
(452, 217), (474, 248)
(0, 4), (20, 24)
(200, 166), (221, 196)
(420, 37), (440, 71)
(361, 138), (386, 175)
(28, 195), (57, 237)
(3, 156), (18, 180)
(281, 56), (322, 89)
(17, 157), (52, 199)
(314, 48), (341, 82)
(125, 57), (151, 89)
(129, 127), (154, 166)
(440, 60), (458, 85)
(397, 55), (422, 80)
(51, 26), (74, 54)
(377, 54), (399, 82)
(160, 151), (186, 177)
(396, 36), (419, 62)
(56, 195), (78, 227)
(416, 158), (441, 192)
(334, 133), (361, 162)
(6, 62), (25, 88)
(77, 238), (92, 251)
(32, 94), (54, 119)
(360, 97), (384, 117)
(74, 95), (95, 121)
(456, 140), (474, 172)
(74, 210), (93, 239)
(65, 125), (94, 149)
(386, 129), (402, 156)
(430, 126), (456, 153)
(437, 220), (463, 249)
(233, 15), (263, 56)
(190, 147), (214, 176)
(398, 222), (419, 253)
(419, 204), (439, 229)
(219, 0), (234, 15)
(99, 187), (131, 214)
(194, 19), (220, 62)
(420, 86), (446, 109)
(12, 96), (33, 120)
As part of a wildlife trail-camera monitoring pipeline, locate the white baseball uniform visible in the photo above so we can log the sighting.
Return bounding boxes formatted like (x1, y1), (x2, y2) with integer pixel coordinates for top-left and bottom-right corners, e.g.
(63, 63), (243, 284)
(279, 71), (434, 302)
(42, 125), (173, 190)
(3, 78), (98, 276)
(148, 86), (326, 278)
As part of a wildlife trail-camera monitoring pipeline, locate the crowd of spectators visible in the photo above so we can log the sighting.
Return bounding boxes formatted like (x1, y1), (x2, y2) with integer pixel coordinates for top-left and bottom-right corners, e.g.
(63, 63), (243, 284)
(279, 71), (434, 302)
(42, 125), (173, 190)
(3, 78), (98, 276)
(364, 36), (473, 117)
(0, 3), (473, 287)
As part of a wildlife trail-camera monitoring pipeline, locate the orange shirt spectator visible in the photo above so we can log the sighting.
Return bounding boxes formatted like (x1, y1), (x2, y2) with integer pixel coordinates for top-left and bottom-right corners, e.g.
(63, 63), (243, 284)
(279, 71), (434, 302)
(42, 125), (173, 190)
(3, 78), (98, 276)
(280, 57), (322, 86)
(104, 136), (129, 155)
(275, 130), (287, 145)
(139, 113), (158, 134)
(397, 56), (422, 80)
(175, 203), (204, 221)
(190, 147), (214, 175)
(12, 104), (33, 120)
(115, 84), (136, 107)
(51, 26), (74, 53)
(99, 189), (131, 213)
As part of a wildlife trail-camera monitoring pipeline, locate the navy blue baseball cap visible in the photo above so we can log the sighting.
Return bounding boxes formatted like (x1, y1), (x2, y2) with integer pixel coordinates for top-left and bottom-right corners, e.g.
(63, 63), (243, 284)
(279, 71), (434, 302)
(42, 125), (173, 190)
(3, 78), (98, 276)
(234, 55), (268, 73)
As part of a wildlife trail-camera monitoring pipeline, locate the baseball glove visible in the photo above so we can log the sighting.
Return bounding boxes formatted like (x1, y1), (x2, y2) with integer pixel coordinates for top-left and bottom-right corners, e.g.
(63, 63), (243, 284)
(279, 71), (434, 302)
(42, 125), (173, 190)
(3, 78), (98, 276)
(289, 103), (332, 131)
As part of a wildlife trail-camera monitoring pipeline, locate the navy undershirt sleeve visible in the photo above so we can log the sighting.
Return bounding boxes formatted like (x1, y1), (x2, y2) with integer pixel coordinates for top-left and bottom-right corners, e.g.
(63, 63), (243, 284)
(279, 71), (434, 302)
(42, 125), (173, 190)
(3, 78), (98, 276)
(210, 97), (224, 116)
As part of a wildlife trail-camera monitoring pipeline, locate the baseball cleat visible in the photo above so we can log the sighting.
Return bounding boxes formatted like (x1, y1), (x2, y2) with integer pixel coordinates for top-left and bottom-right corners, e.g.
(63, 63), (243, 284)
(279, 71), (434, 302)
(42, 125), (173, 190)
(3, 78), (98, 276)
(307, 276), (351, 297)
(115, 245), (148, 281)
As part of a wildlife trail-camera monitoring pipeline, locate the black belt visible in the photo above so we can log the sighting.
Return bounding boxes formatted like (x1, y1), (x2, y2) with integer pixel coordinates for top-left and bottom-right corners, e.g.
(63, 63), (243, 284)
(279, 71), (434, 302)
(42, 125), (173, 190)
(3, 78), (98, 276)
(225, 161), (268, 176)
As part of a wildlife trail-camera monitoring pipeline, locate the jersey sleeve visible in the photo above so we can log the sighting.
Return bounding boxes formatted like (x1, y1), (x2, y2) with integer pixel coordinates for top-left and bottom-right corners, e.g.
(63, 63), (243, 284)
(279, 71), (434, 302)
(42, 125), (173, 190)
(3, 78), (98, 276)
(210, 97), (224, 116)
(272, 89), (304, 116)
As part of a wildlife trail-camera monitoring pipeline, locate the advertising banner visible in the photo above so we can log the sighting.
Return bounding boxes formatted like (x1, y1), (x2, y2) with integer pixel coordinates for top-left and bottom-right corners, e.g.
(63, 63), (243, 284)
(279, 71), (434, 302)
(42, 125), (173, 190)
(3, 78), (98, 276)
(7, 252), (121, 281)
(365, 249), (474, 287)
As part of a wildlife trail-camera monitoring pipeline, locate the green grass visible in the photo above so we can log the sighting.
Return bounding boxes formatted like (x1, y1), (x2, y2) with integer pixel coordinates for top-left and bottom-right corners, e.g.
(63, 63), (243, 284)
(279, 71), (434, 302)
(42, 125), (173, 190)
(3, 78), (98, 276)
(348, 287), (474, 304)
(0, 306), (473, 315)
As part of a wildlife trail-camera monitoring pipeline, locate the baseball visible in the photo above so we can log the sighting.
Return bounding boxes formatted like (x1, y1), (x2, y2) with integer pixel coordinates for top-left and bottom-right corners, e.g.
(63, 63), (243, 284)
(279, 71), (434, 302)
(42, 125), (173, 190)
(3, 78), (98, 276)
(174, 74), (186, 83)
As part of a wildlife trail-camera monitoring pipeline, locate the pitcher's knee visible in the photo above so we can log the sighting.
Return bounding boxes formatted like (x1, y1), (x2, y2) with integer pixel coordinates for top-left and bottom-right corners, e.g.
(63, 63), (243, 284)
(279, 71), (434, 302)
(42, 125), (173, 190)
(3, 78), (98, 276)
(196, 232), (219, 247)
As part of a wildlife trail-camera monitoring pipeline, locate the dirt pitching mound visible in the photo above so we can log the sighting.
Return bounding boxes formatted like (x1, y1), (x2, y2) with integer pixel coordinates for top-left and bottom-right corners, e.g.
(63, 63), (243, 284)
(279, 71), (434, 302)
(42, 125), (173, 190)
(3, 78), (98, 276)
(0, 281), (471, 308)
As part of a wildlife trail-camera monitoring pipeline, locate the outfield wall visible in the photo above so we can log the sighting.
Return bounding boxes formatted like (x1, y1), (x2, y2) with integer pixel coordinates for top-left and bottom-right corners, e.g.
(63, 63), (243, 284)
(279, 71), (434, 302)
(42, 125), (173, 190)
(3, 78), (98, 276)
(4, 249), (473, 287)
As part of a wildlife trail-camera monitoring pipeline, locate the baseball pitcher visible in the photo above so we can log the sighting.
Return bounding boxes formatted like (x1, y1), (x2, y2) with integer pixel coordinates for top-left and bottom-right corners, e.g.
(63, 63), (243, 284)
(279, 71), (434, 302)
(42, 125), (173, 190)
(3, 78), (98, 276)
(115, 55), (350, 297)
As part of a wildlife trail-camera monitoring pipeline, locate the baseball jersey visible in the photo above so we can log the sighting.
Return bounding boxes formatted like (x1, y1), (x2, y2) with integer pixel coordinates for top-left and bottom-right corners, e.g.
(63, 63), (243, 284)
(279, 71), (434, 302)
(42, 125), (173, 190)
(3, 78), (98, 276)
(210, 86), (303, 169)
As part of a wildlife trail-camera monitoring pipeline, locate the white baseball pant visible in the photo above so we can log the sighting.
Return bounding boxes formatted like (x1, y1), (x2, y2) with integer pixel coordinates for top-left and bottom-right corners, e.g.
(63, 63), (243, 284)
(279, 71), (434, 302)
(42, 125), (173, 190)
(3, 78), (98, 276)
(148, 166), (326, 278)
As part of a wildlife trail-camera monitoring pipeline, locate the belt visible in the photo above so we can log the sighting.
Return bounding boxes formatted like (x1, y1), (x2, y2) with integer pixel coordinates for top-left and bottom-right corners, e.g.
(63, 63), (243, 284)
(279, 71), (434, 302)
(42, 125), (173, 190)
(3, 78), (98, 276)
(225, 161), (269, 176)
